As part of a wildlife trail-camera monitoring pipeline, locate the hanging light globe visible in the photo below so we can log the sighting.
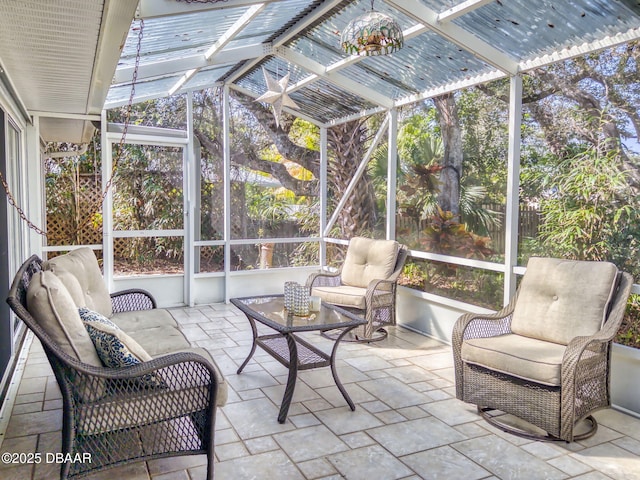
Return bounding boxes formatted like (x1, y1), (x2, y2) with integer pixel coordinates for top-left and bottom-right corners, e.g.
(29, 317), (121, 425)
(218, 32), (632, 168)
(341, 9), (404, 56)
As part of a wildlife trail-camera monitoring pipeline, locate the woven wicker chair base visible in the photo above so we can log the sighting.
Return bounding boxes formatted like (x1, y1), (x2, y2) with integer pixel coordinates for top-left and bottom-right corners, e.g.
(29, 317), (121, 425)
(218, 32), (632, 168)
(321, 326), (388, 343)
(478, 407), (598, 442)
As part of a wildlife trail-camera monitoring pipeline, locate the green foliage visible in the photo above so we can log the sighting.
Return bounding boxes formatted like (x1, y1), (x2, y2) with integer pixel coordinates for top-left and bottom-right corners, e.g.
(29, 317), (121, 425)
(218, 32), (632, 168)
(399, 262), (427, 290)
(617, 294), (640, 348)
(420, 207), (494, 259)
(289, 119), (320, 151)
(537, 144), (639, 271)
(247, 190), (291, 234)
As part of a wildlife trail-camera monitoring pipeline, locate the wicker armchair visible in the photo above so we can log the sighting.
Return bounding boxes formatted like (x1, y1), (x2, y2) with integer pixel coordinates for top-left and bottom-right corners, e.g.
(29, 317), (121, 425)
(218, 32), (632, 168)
(7, 254), (222, 479)
(453, 257), (633, 442)
(307, 237), (408, 342)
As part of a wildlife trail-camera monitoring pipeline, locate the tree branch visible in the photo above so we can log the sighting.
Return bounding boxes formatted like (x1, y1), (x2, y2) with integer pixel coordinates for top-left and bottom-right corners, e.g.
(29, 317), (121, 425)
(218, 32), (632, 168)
(194, 129), (318, 197)
(229, 90), (320, 177)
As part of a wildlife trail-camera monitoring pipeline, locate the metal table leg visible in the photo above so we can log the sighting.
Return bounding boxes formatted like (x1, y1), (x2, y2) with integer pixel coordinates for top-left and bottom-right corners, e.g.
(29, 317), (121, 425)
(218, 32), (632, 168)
(237, 314), (259, 374)
(278, 333), (299, 423)
(330, 325), (359, 410)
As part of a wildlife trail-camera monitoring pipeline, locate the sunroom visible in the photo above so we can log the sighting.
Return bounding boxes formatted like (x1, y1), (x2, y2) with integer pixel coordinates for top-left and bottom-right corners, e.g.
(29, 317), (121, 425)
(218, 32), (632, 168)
(1, 0), (640, 479)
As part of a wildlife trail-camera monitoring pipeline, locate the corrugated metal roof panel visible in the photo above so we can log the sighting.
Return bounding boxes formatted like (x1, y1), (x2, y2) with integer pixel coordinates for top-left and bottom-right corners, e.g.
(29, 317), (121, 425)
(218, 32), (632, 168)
(289, 78), (376, 123)
(239, 0), (318, 39)
(452, 0), (640, 61)
(288, 36), (345, 65)
(107, 0), (640, 123)
(350, 30), (494, 97)
(106, 75), (182, 108)
(188, 65), (237, 90)
(120, 6), (249, 61)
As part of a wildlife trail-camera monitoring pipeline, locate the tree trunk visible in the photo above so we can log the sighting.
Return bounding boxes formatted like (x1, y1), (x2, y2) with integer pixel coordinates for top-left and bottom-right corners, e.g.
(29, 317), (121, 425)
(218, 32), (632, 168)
(327, 119), (378, 237)
(433, 94), (463, 215)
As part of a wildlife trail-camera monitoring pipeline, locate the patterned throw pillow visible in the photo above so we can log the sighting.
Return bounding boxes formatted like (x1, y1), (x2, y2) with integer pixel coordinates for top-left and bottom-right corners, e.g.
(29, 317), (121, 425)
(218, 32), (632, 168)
(78, 307), (165, 390)
(78, 307), (153, 368)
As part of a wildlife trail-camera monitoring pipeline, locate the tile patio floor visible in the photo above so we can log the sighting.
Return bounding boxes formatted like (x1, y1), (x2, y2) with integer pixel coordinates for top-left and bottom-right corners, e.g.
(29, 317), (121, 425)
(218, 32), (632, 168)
(1, 303), (640, 480)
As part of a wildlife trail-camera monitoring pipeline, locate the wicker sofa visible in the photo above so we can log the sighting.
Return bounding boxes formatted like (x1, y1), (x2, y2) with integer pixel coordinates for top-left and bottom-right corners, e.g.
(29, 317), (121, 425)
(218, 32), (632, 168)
(7, 248), (227, 479)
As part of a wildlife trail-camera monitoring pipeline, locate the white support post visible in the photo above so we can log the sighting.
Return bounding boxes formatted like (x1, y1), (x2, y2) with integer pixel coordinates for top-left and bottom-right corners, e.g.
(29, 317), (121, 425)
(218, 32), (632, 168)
(504, 75), (522, 305)
(185, 91), (195, 306)
(319, 126), (328, 266)
(386, 109), (398, 240)
(25, 116), (43, 258)
(223, 85), (232, 302)
(101, 109), (114, 290)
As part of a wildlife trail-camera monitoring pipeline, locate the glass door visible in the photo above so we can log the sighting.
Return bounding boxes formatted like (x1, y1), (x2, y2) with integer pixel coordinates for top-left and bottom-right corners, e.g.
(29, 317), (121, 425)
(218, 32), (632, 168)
(104, 129), (188, 305)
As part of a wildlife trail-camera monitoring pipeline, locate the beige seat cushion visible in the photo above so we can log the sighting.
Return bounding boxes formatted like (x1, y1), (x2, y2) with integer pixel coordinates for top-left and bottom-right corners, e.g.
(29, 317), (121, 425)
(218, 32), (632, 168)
(26, 271), (102, 367)
(311, 285), (367, 310)
(44, 247), (113, 317)
(127, 325), (192, 356)
(511, 257), (619, 345)
(340, 237), (398, 289)
(461, 333), (567, 386)
(111, 308), (178, 332)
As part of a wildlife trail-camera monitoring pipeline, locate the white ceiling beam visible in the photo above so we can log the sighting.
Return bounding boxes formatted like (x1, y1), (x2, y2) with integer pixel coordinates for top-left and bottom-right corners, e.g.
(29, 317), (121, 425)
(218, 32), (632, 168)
(30, 111), (101, 121)
(205, 3), (267, 60)
(224, 0), (345, 84)
(137, 0), (274, 19)
(114, 43), (272, 84)
(87, 0), (139, 113)
(437, 0), (493, 22)
(385, 0), (519, 75)
(276, 46), (394, 109)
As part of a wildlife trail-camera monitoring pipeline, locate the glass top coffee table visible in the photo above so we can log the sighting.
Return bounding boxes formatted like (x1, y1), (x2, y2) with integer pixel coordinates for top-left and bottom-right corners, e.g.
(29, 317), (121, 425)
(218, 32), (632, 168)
(230, 294), (367, 423)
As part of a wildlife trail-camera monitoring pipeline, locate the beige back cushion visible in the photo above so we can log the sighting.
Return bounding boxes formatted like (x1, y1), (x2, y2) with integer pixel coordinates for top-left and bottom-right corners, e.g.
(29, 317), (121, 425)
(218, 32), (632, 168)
(341, 237), (399, 288)
(26, 271), (102, 366)
(44, 247), (112, 317)
(511, 257), (619, 345)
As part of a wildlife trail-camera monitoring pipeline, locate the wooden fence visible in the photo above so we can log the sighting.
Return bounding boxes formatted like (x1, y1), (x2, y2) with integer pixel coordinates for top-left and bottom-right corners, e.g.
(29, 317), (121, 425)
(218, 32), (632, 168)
(396, 203), (540, 254)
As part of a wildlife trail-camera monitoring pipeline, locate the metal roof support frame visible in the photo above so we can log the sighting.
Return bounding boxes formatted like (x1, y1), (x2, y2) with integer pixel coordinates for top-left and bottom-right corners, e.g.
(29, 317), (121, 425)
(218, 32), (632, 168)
(503, 75), (522, 305)
(223, 84), (232, 303)
(385, 0), (519, 75)
(275, 46), (395, 109)
(319, 126), (328, 265)
(230, 83), (326, 127)
(224, 0), (346, 85)
(168, 3), (267, 95)
(437, 0), (494, 22)
(101, 109), (114, 291)
(186, 91), (196, 307)
(386, 108), (398, 240)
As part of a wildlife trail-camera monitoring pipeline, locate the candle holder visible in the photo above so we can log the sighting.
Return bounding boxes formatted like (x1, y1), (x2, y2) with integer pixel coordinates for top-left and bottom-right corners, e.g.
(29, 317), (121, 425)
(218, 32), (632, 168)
(293, 284), (310, 316)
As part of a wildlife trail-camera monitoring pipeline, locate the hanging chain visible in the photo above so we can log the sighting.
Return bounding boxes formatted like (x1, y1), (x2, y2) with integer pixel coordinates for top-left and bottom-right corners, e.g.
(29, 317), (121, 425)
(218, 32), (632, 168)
(73, 18), (144, 234)
(0, 169), (48, 236)
(0, 18), (144, 238)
